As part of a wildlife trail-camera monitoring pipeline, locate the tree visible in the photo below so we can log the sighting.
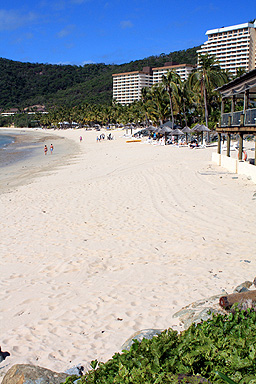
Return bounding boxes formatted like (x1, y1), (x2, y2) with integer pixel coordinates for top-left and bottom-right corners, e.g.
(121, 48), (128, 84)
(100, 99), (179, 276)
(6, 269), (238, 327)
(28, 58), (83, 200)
(188, 54), (228, 128)
(140, 87), (151, 126)
(235, 67), (247, 78)
(147, 84), (169, 125)
(162, 70), (181, 128)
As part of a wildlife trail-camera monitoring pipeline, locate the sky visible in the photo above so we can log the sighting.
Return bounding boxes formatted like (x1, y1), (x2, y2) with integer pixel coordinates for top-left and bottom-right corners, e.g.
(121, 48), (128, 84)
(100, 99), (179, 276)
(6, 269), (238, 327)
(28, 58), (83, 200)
(0, 0), (256, 66)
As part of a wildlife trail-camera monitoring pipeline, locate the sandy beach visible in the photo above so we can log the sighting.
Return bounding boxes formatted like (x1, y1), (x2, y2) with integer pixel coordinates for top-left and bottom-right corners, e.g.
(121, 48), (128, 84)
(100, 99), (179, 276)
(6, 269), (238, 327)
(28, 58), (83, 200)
(0, 128), (256, 379)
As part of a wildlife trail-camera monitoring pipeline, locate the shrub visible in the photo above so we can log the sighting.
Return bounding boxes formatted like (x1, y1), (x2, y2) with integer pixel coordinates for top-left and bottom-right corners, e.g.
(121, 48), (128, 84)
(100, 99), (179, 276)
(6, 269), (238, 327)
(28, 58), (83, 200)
(62, 308), (256, 383)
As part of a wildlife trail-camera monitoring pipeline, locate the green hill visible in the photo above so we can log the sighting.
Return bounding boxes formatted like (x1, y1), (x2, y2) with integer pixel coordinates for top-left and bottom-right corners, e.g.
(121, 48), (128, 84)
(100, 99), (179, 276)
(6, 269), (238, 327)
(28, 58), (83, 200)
(0, 46), (199, 109)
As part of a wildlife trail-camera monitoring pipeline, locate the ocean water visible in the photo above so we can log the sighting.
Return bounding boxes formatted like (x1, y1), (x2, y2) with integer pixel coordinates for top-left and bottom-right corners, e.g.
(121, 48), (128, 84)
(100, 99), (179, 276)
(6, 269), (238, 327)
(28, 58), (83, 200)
(0, 131), (29, 168)
(0, 130), (51, 170)
(0, 133), (15, 149)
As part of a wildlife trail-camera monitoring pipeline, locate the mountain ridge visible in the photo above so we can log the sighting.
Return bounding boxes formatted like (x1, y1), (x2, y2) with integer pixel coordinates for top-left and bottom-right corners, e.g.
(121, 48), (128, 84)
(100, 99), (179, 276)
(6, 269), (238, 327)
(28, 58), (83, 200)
(0, 46), (199, 109)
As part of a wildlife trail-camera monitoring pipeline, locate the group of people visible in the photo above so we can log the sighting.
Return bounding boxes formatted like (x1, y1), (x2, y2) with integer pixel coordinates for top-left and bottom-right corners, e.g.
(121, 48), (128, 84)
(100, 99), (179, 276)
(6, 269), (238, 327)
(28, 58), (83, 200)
(96, 133), (106, 142)
(97, 133), (113, 142)
(44, 144), (54, 155)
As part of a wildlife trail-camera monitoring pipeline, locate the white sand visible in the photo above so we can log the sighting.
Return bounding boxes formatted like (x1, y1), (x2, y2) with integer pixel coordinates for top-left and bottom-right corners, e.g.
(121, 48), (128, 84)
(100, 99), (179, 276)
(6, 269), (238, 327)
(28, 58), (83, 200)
(0, 128), (256, 378)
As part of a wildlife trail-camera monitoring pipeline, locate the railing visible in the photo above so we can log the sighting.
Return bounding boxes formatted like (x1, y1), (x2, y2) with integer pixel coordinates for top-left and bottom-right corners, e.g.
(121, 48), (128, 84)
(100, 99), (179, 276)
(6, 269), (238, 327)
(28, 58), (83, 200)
(245, 108), (256, 125)
(232, 111), (242, 125)
(221, 113), (231, 127)
(221, 108), (256, 127)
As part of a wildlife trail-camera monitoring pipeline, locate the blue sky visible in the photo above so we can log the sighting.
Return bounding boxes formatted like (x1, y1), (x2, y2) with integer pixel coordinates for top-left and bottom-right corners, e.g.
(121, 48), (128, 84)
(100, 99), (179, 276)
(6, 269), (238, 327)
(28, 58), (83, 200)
(1, 0), (255, 65)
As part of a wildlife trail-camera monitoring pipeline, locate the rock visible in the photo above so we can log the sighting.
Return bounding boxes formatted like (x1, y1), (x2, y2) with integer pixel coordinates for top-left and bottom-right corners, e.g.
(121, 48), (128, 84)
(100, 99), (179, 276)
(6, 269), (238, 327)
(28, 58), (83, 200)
(65, 364), (84, 376)
(233, 281), (252, 293)
(173, 294), (227, 329)
(2, 364), (68, 384)
(0, 347), (10, 363)
(121, 329), (163, 351)
(183, 308), (221, 329)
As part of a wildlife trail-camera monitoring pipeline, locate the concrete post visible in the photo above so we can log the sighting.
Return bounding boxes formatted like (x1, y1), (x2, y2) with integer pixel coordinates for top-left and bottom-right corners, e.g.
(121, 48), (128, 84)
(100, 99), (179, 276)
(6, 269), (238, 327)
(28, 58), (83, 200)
(227, 133), (231, 157)
(255, 135), (256, 166)
(238, 133), (243, 161)
(217, 133), (221, 154)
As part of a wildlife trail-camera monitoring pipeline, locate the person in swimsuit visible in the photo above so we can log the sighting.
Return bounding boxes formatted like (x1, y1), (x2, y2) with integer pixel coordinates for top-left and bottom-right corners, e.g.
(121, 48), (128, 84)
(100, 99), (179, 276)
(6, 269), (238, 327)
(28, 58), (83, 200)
(50, 144), (54, 154)
(44, 145), (48, 155)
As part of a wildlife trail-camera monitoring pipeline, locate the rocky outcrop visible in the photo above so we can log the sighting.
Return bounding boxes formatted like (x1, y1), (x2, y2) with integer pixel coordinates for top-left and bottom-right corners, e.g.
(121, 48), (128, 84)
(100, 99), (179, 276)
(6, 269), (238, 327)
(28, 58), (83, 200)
(173, 280), (256, 329)
(2, 364), (68, 384)
(121, 329), (163, 351)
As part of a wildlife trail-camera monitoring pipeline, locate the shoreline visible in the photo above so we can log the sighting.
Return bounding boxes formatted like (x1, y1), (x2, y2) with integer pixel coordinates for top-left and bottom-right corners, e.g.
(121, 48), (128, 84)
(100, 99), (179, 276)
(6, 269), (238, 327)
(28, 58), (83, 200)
(0, 128), (80, 194)
(0, 128), (255, 380)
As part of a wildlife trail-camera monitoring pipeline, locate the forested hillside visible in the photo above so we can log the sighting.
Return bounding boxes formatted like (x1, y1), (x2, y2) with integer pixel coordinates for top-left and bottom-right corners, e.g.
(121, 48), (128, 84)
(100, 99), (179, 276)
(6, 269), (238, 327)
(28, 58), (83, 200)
(0, 46), (199, 109)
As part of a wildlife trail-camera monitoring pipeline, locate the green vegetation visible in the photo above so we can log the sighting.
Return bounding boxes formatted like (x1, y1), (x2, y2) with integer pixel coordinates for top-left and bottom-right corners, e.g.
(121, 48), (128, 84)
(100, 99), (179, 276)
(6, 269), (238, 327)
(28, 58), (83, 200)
(0, 47), (199, 110)
(0, 51), (230, 130)
(189, 54), (229, 128)
(61, 308), (256, 383)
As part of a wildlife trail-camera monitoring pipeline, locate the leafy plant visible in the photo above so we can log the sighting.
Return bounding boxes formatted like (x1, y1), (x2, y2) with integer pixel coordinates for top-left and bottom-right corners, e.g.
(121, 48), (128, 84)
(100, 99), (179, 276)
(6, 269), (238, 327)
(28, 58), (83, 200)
(217, 371), (237, 384)
(62, 308), (256, 383)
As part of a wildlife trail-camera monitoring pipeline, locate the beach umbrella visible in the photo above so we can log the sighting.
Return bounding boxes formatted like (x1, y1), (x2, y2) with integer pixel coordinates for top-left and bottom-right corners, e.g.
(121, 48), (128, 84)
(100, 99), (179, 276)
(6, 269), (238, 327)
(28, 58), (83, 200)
(182, 126), (192, 133)
(158, 126), (174, 144)
(163, 120), (174, 128)
(147, 125), (157, 132)
(159, 126), (173, 134)
(154, 127), (162, 133)
(171, 128), (184, 135)
(124, 125), (135, 134)
(182, 126), (191, 143)
(191, 124), (210, 144)
(191, 124), (210, 133)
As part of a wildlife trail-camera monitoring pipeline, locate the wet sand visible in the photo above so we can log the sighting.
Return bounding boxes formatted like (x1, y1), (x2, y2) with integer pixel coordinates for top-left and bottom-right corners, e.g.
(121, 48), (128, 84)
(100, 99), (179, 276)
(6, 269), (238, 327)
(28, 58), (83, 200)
(0, 128), (79, 194)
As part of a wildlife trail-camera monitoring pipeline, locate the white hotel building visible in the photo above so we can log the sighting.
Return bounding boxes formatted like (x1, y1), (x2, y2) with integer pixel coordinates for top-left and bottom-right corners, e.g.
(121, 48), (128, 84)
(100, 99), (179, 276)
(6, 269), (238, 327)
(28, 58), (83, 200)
(152, 64), (195, 83)
(197, 21), (256, 75)
(112, 64), (195, 105)
(112, 68), (153, 105)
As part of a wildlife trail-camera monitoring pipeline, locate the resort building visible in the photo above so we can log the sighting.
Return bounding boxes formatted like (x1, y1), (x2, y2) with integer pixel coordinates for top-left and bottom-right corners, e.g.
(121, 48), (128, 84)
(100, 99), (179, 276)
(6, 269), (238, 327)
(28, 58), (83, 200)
(112, 67), (153, 105)
(152, 63), (195, 83)
(112, 63), (195, 105)
(197, 21), (256, 75)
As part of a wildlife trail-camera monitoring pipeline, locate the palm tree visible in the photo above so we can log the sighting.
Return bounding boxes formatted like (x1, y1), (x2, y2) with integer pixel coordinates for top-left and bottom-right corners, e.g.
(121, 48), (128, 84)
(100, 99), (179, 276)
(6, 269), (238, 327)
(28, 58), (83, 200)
(140, 87), (151, 126)
(162, 70), (181, 128)
(147, 84), (169, 125)
(188, 54), (228, 128)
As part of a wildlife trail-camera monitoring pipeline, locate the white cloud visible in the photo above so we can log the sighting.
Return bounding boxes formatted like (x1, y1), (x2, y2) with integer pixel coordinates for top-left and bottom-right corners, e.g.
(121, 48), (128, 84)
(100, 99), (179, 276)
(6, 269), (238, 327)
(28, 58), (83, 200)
(82, 60), (95, 64)
(0, 9), (37, 31)
(12, 32), (34, 44)
(57, 24), (75, 38)
(120, 20), (133, 29)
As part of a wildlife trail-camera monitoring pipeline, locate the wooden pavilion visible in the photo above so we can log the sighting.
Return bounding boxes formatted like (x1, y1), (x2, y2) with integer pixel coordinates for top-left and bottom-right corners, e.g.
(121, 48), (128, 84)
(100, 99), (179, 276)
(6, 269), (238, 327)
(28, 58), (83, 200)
(217, 69), (256, 164)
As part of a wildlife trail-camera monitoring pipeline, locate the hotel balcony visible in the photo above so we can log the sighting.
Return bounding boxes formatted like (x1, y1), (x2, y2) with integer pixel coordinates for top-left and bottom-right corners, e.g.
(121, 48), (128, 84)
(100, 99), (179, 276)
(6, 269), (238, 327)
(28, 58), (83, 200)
(221, 109), (256, 128)
(217, 68), (256, 161)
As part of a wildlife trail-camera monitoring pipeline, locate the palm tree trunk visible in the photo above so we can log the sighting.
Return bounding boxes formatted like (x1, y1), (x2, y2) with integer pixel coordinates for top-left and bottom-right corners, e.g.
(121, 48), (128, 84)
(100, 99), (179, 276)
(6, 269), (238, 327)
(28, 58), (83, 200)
(203, 85), (210, 142)
(183, 101), (188, 127)
(203, 85), (208, 128)
(168, 91), (174, 128)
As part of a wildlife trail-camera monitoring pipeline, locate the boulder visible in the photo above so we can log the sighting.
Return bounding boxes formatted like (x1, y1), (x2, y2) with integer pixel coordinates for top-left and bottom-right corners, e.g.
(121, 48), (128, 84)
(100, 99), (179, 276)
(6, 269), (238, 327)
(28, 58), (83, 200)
(2, 364), (68, 384)
(233, 281), (252, 293)
(121, 329), (163, 351)
(173, 294), (227, 329)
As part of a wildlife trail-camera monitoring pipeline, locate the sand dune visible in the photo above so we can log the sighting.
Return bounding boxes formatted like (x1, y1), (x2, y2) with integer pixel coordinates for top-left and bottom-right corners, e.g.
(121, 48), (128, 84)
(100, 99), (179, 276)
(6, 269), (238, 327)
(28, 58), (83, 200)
(0, 129), (255, 379)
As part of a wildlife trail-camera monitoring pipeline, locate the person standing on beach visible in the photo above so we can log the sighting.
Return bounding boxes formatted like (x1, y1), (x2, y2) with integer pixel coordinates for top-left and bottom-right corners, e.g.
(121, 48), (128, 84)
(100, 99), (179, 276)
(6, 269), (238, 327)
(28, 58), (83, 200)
(80, 136), (82, 142)
(50, 144), (54, 154)
(44, 145), (48, 155)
